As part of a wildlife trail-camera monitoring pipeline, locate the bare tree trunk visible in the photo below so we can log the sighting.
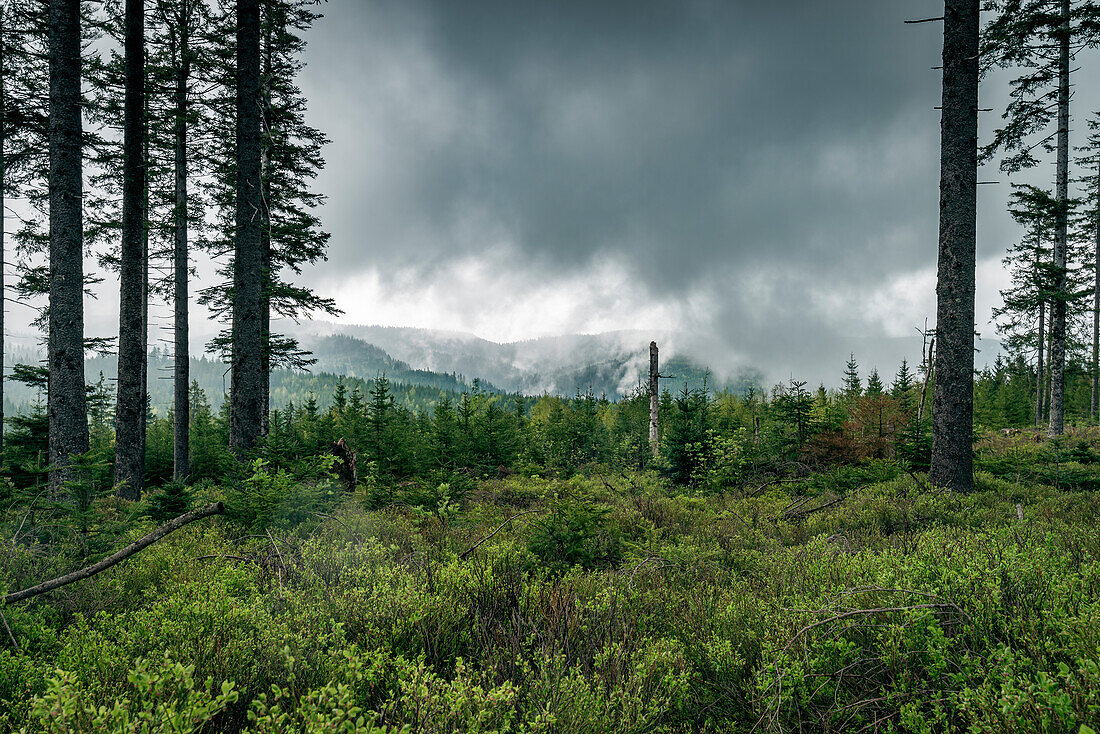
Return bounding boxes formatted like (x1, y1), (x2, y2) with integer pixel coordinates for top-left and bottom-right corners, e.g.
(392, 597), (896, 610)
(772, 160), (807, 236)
(930, 0), (979, 492)
(1093, 166), (1099, 422)
(114, 0), (146, 498)
(1048, 0), (1070, 437)
(173, 15), (190, 483)
(229, 0), (264, 454)
(0, 12), (6, 463)
(140, 117), (148, 470)
(259, 15), (273, 436)
(918, 336), (935, 424)
(1037, 297), (1046, 426)
(48, 0), (89, 494)
(649, 341), (658, 457)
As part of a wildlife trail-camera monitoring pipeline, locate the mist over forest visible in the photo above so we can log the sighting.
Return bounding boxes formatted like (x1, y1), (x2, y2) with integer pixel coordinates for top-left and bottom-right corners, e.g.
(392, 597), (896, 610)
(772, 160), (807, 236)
(3, 2), (1100, 732)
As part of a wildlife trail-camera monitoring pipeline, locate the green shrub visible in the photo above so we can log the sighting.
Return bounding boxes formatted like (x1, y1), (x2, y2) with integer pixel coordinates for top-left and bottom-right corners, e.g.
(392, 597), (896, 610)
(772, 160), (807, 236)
(226, 459), (341, 531)
(529, 494), (622, 572)
(23, 655), (238, 733)
(146, 482), (191, 524)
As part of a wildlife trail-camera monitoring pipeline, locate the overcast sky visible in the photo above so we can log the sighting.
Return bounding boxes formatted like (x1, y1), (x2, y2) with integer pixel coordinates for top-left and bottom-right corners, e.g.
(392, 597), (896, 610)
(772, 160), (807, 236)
(67, 0), (1084, 388)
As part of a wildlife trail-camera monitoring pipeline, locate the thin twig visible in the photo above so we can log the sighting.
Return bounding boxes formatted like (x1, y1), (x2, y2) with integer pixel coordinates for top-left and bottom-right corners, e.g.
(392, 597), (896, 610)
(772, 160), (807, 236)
(313, 512), (363, 544)
(0, 609), (19, 654)
(266, 529), (286, 592)
(12, 489), (46, 547)
(782, 604), (970, 655)
(459, 510), (542, 560)
(627, 556), (679, 587)
(195, 554), (257, 564)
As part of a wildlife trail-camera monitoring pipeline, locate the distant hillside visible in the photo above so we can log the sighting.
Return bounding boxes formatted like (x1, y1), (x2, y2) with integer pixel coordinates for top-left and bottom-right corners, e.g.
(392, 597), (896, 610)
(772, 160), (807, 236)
(284, 321), (763, 398)
(2, 342), (496, 418)
(299, 334), (503, 393)
(2, 325), (764, 418)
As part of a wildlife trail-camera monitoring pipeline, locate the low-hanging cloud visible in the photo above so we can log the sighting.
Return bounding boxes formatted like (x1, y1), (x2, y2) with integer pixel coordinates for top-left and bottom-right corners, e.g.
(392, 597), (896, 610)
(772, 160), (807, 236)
(285, 0), (1024, 387)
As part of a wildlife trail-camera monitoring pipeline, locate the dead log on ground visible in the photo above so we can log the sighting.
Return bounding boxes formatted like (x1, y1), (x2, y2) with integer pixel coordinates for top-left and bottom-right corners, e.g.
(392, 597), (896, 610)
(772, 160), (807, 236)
(4, 502), (224, 605)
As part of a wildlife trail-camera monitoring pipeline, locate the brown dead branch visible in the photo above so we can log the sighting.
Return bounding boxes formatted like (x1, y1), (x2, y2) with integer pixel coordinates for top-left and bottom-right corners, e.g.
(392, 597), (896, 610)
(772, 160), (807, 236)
(459, 509), (542, 560)
(4, 502), (224, 605)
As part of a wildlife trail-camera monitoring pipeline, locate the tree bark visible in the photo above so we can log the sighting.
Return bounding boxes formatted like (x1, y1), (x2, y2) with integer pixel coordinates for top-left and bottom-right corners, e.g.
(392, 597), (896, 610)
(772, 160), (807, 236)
(259, 12), (273, 435)
(649, 341), (658, 457)
(114, 0), (146, 499)
(229, 0), (264, 454)
(173, 11), (190, 483)
(48, 0), (89, 494)
(930, 0), (979, 492)
(1048, 0), (1070, 437)
(1093, 165), (1099, 422)
(4, 502), (223, 605)
(0, 11), (6, 462)
(1037, 296), (1046, 426)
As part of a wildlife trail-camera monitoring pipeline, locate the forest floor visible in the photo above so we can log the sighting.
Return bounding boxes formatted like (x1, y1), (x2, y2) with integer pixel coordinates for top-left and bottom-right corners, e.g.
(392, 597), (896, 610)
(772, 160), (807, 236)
(3, 432), (1100, 732)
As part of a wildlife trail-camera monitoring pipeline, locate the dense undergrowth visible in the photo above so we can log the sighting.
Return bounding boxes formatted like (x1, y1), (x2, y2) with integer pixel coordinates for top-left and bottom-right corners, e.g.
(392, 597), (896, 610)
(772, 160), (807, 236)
(1, 429), (1100, 732)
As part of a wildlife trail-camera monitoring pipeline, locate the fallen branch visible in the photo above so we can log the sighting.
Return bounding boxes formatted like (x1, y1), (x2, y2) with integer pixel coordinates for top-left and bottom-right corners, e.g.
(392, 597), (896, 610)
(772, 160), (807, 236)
(784, 497), (843, 521)
(195, 554), (256, 564)
(459, 509), (542, 560)
(748, 476), (810, 498)
(0, 609), (19, 654)
(782, 603), (971, 654)
(314, 512), (363, 544)
(4, 502), (224, 605)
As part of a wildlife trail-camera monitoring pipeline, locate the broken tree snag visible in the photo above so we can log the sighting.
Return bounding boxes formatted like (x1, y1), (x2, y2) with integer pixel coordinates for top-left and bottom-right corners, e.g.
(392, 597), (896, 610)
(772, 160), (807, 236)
(918, 335), (935, 424)
(649, 341), (659, 457)
(329, 438), (357, 490)
(3, 502), (224, 605)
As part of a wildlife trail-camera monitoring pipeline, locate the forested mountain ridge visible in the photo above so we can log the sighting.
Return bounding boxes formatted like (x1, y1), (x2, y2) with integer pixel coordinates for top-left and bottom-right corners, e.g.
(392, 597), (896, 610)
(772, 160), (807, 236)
(288, 322), (765, 398)
(2, 344), (488, 418)
(3, 330), (760, 417)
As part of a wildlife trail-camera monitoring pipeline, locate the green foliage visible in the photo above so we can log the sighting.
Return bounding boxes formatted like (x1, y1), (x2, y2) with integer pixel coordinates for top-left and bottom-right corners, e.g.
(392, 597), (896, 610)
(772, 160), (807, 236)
(225, 458), (340, 531)
(2, 460), (1100, 731)
(529, 492), (622, 572)
(145, 482), (191, 524)
(8, 354), (1100, 731)
(24, 655), (238, 733)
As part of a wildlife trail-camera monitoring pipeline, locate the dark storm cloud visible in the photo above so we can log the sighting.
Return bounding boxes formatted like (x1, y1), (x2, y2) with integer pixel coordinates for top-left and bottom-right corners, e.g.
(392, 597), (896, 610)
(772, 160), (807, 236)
(294, 0), (991, 384)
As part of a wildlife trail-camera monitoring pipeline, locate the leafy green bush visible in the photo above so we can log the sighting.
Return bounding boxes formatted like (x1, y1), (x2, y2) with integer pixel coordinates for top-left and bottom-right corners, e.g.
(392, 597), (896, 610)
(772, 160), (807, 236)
(24, 655), (238, 733)
(145, 482), (191, 524)
(226, 459), (341, 531)
(529, 494), (622, 572)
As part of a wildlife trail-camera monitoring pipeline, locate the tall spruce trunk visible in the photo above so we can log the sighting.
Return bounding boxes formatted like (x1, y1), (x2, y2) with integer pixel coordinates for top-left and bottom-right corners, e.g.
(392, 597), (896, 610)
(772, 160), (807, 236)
(115, 0), (146, 498)
(259, 21), (272, 435)
(930, 0), (979, 492)
(173, 19), (190, 482)
(140, 124), (148, 465)
(1037, 296), (1046, 425)
(1048, 0), (1070, 436)
(0, 12), (6, 462)
(48, 0), (89, 493)
(1093, 166), (1100, 422)
(229, 0), (264, 454)
(1037, 228), (1047, 426)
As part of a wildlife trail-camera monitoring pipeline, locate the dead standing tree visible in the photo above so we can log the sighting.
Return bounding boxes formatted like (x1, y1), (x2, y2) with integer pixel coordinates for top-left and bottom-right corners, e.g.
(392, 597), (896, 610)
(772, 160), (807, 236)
(649, 341), (659, 457)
